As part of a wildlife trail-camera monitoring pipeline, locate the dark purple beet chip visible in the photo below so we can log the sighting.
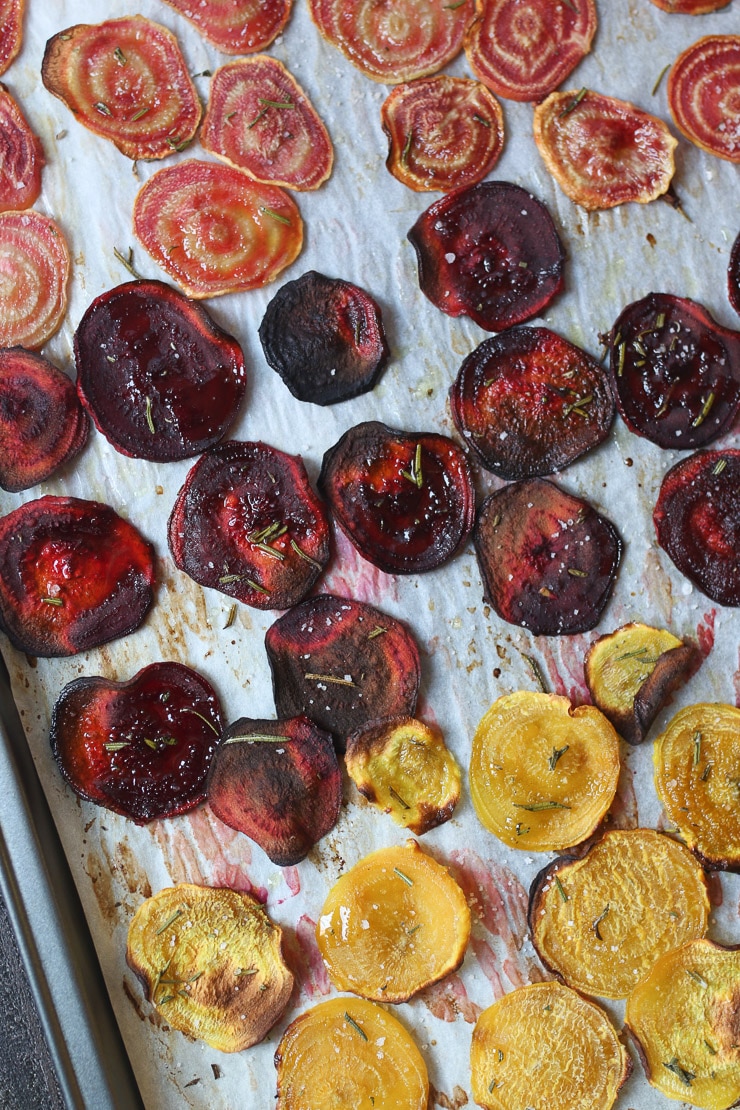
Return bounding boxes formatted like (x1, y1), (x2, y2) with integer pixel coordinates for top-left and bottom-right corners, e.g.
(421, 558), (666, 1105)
(474, 478), (622, 636)
(450, 327), (615, 480)
(609, 293), (740, 449)
(730, 231), (740, 319)
(74, 280), (247, 461)
(50, 662), (222, 824)
(264, 593), (421, 750)
(258, 270), (390, 405)
(407, 181), (565, 332)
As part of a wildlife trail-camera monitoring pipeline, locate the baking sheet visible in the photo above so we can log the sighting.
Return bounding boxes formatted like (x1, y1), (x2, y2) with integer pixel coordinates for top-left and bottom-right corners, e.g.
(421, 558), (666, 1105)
(2, 0), (740, 1106)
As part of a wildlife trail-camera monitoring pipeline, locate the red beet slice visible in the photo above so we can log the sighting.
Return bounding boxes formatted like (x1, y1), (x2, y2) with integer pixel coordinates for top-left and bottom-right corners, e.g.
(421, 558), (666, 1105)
(207, 715), (341, 866)
(168, 441), (330, 610)
(264, 593), (421, 750)
(408, 181), (565, 332)
(0, 85), (43, 212)
(609, 294), (740, 449)
(258, 271), (389, 406)
(0, 0), (23, 76)
(0, 496), (155, 657)
(50, 662), (222, 824)
(729, 231), (740, 319)
(74, 280), (247, 462)
(654, 449), (740, 606)
(319, 421), (475, 575)
(475, 478), (622, 635)
(0, 348), (88, 491)
(450, 326), (615, 480)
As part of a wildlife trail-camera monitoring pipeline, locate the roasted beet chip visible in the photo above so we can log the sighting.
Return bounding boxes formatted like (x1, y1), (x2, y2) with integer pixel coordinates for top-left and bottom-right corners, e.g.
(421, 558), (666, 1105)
(265, 593), (420, 750)
(0, 496), (155, 656)
(0, 85), (43, 212)
(730, 231), (740, 319)
(50, 662), (222, 824)
(168, 441), (330, 610)
(319, 421), (475, 575)
(451, 326), (614, 480)
(408, 181), (565, 332)
(258, 271), (389, 405)
(74, 281), (247, 462)
(654, 449), (740, 606)
(207, 716), (341, 866)
(0, 210), (70, 350)
(0, 0), (23, 76)
(475, 478), (622, 636)
(161, 0), (292, 54)
(668, 35), (740, 163)
(609, 293), (740, 449)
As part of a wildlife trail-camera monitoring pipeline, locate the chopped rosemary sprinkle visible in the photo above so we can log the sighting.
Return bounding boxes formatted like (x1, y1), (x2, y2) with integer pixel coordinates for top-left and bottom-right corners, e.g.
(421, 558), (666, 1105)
(401, 130), (413, 167)
(400, 443), (423, 488)
(41, 597), (63, 606)
(145, 396), (155, 434)
(155, 908), (183, 935)
(704, 1039), (717, 1055)
(559, 87), (587, 117)
(235, 967), (257, 976)
(165, 137), (192, 152)
(247, 578), (270, 595)
(692, 391), (715, 427)
(549, 745), (569, 770)
(567, 567), (588, 578)
(219, 574), (244, 584)
(516, 823), (530, 836)
(249, 521), (287, 544)
(223, 733), (289, 745)
(247, 106), (269, 128)
(686, 969), (708, 988)
(223, 604), (236, 629)
(368, 626), (387, 639)
(693, 730), (702, 767)
(633, 339), (648, 357)
(345, 1012), (368, 1040)
(663, 1058), (695, 1087)
(289, 538), (323, 569)
(701, 761), (714, 782)
(713, 458), (728, 476)
(260, 97), (294, 110)
(181, 707), (221, 736)
(515, 800), (571, 811)
(617, 341), (626, 376)
(260, 206), (291, 225)
(224, 111), (236, 121)
(304, 673), (356, 687)
(561, 0), (579, 9)
(656, 312), (666, 328)
(113, 245), (141, 278)
(522, 653), (547, 693)
(94, 101), (112, 116)
(592, 903), (610, 940)
(555, 876), (568, 903)
(472, 113), (490, 127)
(114, 47), (127, 65)
(104, 741), (129, 752)
(143, 738), (158, 750)
(388, 786), (411, 810)
(652, 63), (670, 96)
(393, 867), (413, 886)
(444, 0), (467, 8)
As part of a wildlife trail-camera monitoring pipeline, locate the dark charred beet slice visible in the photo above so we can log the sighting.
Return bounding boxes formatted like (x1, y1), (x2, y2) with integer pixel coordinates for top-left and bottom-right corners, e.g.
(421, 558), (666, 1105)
(207, 716), (341, 866)
(450, 327), (615, 480)
(730, 231), (740, 319)
(50, 662), (222, 824)
(474, 478), (622, 635)
(74, 280), (247, 462)
(0, 348), (88, 492)
(264, 593), (421, 750)
(654, 449), (740, 606)
(168, 441), (330, 610)
(319, 421), (475, 575)
(0, 496), (155, 657)
(258, 271), (389, 406)
(407, 181), (565, 332)
(609, 293), (740, 449)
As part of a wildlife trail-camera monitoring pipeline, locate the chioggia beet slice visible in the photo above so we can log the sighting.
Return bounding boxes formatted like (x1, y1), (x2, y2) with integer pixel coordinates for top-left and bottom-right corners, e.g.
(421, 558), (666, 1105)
(0, 210), (70, 349)
(668, 35), (740, 162)
(207, 715), (341, 866)
(0, 0), (23, 76)
(0, 85), (43, 212)
(50, 662), (222, 823)
(730, 231), (740, 318)
(649, 0), (731, 10)
(161, 0), (293, 54)
(474, 478), (622, 635)
(0, 496), (155, 656)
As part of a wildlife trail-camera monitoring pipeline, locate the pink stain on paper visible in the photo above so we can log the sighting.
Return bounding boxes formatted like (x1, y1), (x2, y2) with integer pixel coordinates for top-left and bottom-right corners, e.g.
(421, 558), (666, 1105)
(419, 974), (481, 1024)
(536, 634), (593, 704)
(321, 527), (399, 605)
(282, 914), (331, 1002)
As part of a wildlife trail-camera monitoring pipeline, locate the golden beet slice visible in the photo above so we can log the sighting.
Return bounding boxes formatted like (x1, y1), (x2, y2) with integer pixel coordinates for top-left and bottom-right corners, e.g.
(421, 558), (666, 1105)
(654, 703), (740, 872)
(0, 210), (70, 349)
(345, 716), (461, 835)
(529, 829), (710, 999)
(316, 841), (470, 1003)
(585, 623), (695, 745)
(668, 36), (740, 163)
(471, 981), (630, 1110)
(626, 939), (740, 1110)
(126, 883), (293, 1052)
(275, 998), (429, 1109)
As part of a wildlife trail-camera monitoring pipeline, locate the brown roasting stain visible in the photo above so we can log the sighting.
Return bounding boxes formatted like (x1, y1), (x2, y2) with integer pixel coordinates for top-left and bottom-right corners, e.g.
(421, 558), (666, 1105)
(108, 839), (153, 900)
(153, 557), (212, 660)
(83, 850), (119, 927)
(153, 823), (207, 886)
(430, 1083), (469, 1109)
(607, 761), (639, 829)
(641, 549), (674, 627)
(122, 976), (149, 1023)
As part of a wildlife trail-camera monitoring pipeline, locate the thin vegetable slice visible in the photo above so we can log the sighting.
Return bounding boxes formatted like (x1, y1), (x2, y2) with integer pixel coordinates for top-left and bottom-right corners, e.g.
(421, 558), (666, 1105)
(133, 160), (303, 299)
(408, 181), (565, 332)
(0, 210), (70, 349)
(0, 0), (23, 76)
(730, 231), (740, 318)
(0, 86), (43, 212)
(0, 348), (88, 492)
(50, 662), (222, 824)
(316, 841), (470, 1003)
(465, 0), (597, 103)
(649, 0), (731, 10)
(381, 76), (504, 192)
(668, 35), (740, 162)
(162, 0), (292, 54)
(534, 89), (677, 210)
(127, 884), (293, 1052)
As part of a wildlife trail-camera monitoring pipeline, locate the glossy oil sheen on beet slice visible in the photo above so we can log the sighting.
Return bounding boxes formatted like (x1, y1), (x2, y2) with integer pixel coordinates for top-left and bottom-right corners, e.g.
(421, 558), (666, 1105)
(408, 181), (565, 332)
(168, 441), (330, 610)
(451, 327), (615, 480)
(74, 280), (247, 462)
(162, 0), (292, 54)
(475, 478), (622, 635)
(0, 496), (155, 656)
(319, 421), (475, 575)
(0, 85), (43, 212)
(208, 716), (341, 865)
(0, 0), (23, 76)
(50, 662), (222, 824)
(265, 593), (421, 750)
(258, 271), (389, 405)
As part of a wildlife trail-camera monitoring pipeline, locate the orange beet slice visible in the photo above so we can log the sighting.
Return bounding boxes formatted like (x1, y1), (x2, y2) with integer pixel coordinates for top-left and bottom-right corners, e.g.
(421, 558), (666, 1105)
(730, 231), (740, 319)
(0, 85), (42, 212)
(465, 0), (597, 103)
(381, 76), (504, 192)
(534, 89), (677, 210)
(0, 0), (23, 76)
(668, 36), (740, 163)
(650, 0), (731, 10)
(0, 210), (70, 349)
(202, 57), (333, 192)
(134, 160), (303, 299)
(162, 0), (292, 54)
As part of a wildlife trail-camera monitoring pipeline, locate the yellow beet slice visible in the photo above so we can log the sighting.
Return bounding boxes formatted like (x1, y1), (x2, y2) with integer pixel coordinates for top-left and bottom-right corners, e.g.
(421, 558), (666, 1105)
(654, 703), (740, 871)
(316, 841), (470, 1003)
(471, 981), (631, 1110)
(626, 939), (740, 1110)
(470, 691), (620, 851)
(345, 716), (461, 835)
(275, 997), (429, 1109)
(126, 883), (293, 1051)
(529, 829), (710, 999)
